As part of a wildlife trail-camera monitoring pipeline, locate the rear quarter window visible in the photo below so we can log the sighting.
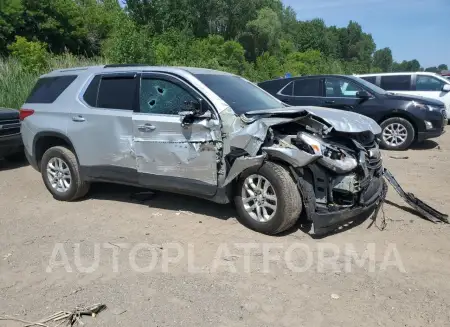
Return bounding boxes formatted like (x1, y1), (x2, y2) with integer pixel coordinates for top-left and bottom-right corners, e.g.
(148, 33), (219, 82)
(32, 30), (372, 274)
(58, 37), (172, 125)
(26, 75), (77, 103)
(361, 76), (377, 85)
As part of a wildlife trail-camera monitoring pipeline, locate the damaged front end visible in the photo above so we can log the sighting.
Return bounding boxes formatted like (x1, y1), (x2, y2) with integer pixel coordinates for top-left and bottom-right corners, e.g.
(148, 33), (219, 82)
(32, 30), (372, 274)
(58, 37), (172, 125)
(225, 107), (388, 235)
(270, 121), (387, 236)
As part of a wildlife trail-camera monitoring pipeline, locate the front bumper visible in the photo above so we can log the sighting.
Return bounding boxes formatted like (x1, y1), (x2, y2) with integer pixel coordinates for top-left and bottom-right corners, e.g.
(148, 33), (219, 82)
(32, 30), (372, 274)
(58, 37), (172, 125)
(0, 133), (23, 158)
(295, 148), (386, 236)
(309, 177), (387, 235)
(417, 128), (445, 142)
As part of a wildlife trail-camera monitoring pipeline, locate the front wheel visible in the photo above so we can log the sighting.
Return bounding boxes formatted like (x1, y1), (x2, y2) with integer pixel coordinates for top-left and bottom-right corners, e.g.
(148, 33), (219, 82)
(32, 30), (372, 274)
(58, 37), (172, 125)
(40, 146), (90, 201)
(379, 117), (415, 150)
(234, 162), (302, 235)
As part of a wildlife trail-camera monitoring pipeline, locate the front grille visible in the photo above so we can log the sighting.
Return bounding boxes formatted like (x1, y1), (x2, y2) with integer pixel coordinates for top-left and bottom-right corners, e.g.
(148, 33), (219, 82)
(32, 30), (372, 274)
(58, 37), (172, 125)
(0, 119), (21, 137)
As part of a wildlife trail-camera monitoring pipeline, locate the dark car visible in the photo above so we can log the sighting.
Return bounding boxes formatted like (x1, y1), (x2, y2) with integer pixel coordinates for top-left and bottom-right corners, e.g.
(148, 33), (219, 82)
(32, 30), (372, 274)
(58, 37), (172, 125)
(258, 75), (447, 150)
(0, 108), (23, 160)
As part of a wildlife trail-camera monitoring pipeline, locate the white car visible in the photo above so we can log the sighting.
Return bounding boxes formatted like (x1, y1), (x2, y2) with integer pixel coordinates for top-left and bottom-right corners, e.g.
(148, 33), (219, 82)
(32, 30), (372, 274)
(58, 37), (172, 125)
(356, 72), (450, 119)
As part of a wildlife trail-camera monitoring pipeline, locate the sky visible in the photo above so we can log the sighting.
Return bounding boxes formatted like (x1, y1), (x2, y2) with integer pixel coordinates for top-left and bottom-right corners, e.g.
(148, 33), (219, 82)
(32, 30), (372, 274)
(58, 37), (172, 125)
(283, 0), (450, 68)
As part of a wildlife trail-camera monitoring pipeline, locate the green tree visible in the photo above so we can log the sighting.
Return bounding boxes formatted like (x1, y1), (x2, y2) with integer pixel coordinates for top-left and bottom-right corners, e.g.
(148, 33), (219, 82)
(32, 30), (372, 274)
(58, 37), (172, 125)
(438, 64), (448, 71)
(424, 66), (438, 73)
(373, 47), (393, 72)
(239, 7), (282, 61)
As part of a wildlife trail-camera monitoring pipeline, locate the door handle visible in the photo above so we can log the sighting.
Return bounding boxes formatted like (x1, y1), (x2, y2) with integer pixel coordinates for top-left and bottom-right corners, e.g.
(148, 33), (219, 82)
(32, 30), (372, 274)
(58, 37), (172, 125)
(324, 100), (335, 104)
(137, 123), (156, 132)
(72, 115), (85, 122)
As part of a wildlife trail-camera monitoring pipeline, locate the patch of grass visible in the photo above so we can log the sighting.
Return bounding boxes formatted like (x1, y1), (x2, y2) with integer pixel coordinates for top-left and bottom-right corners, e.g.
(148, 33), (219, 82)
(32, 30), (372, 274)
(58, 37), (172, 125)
(0, 54), (105, 109)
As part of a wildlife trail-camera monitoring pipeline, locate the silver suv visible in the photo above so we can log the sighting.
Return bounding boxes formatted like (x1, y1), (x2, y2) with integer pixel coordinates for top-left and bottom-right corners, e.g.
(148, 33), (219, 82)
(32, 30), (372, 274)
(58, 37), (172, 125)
(20, 65), (386, 236)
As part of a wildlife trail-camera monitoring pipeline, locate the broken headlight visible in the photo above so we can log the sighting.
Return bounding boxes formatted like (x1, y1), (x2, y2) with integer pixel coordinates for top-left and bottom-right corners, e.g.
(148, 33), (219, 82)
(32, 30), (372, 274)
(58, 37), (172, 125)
(297, 132), (358, 173)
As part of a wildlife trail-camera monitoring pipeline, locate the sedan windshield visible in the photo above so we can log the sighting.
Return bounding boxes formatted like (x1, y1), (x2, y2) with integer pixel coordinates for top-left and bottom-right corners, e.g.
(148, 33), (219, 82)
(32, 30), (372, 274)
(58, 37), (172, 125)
(194, 74), (283, 115)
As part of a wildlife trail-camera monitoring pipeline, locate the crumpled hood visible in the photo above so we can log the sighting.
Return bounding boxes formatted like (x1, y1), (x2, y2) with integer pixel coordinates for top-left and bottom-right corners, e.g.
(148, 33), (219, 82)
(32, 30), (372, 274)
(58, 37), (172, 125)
(245, 106), (382, 135)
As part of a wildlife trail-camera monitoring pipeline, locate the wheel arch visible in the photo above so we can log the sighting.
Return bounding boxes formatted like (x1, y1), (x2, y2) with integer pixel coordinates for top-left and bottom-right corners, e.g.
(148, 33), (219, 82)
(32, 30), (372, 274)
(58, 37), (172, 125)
(377, 112), (418, 139)
(33, 132), (77, 170)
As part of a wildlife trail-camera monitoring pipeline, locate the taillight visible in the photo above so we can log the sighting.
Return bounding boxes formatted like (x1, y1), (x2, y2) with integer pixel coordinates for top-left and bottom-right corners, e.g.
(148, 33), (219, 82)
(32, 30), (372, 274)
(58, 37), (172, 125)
(19, 108), (34, 121)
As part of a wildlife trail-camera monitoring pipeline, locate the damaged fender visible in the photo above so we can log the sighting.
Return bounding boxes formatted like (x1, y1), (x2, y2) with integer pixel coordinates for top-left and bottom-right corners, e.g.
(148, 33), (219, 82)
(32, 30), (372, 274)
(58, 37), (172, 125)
(222, 154), (266, 186)
(262, 145), (321, 168)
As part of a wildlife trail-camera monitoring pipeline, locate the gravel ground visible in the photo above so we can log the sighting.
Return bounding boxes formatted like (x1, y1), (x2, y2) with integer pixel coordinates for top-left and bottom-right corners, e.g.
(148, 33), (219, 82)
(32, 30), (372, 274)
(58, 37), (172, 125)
(1, 128), (450, 327)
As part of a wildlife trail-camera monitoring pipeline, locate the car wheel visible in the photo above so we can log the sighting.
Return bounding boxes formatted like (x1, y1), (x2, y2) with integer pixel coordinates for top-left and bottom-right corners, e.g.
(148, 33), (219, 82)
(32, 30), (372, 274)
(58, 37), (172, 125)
(234, 161), (302, 235)
(379, 117), (415, 150)
(40, 146), (90, 201)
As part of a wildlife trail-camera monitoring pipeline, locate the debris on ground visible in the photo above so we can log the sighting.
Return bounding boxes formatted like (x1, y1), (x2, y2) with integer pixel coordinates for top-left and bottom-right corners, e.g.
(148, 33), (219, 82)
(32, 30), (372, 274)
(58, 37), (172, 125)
(2, 253), (12, 260)
(176, 210), (194, 216)
(331, 294), (340, 300)
(389, 155), (409, 160)
(0, 303), (107, 327)
(383, 168), (449, 224)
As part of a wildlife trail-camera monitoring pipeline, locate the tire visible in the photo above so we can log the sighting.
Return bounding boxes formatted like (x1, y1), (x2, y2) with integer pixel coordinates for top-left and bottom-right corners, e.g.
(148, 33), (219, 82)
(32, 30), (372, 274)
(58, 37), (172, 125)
(40, 146), (90, 201)
(234, 161), (302, 235)
(379, 117), (415, 150)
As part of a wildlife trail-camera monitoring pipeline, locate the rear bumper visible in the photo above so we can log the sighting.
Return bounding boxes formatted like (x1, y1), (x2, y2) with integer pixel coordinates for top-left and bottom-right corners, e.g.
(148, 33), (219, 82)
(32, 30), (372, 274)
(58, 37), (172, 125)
(0, 134), (23, 158)
(24, 144), (39, 171)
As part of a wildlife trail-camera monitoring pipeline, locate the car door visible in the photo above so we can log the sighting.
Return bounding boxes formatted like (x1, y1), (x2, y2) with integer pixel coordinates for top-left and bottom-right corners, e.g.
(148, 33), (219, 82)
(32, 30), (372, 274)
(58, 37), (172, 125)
(71, 72), (139, 183)
(282, 78), (323, 106)
(415, 74), (450, 110)
(133, 72), (221, 197)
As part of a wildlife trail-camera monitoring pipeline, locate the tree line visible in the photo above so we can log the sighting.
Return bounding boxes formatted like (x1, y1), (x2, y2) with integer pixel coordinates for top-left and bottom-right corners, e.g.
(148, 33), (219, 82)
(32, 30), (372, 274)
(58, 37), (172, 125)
(0, 0), (448, 81)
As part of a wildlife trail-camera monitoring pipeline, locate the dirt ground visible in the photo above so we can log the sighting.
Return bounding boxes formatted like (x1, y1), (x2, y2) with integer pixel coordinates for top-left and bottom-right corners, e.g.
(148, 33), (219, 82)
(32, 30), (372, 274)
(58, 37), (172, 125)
(1, 128), (450, 327)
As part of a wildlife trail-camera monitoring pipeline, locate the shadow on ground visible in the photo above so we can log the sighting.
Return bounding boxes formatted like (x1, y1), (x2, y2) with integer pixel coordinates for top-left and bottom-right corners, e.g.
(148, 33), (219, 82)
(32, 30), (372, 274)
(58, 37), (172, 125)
(410, 140), (439, 151)
(88, 182), (237, 221)
(0, 154), (28, 171)
(87, 182), (379, 238)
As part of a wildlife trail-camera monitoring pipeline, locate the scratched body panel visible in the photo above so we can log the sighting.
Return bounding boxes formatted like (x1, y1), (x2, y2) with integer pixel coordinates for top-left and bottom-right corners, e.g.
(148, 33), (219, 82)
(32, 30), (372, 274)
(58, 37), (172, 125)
(133, 114), (221, 185)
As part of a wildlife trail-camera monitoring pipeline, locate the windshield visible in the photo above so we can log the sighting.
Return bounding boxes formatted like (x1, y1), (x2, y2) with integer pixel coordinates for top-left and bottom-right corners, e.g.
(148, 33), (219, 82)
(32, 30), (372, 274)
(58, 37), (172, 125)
(352, 76), (387, 95)
(194, 74), (283, 114)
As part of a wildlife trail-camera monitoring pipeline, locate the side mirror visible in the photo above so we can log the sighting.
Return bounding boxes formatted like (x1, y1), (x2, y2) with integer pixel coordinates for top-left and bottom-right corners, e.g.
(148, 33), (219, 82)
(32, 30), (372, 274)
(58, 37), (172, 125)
(356, 90), (371, 99)
(179, 99), (211, 127)
(442, 84), (450, 92)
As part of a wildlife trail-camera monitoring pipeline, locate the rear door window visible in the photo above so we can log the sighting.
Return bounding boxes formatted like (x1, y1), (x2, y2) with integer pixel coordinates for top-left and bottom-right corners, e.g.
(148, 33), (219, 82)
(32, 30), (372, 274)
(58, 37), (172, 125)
(380, 75), (412, 91)
(96, 74), (138, 110)
(293, 79), (320, 96)
(26, 75), (77, 103)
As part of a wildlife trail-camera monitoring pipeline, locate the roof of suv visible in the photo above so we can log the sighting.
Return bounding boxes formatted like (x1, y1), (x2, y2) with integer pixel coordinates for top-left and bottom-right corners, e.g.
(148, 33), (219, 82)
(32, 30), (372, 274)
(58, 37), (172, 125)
(357, 72), (443, 77)
(42, 65), (234, 78)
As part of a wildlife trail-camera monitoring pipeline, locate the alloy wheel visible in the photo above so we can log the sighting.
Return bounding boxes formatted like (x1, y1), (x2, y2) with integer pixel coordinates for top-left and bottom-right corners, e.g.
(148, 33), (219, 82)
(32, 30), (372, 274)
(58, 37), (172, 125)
(46, 157), (72, 193)
(382, 123), (408, 147)
(241, 174), (278, 222)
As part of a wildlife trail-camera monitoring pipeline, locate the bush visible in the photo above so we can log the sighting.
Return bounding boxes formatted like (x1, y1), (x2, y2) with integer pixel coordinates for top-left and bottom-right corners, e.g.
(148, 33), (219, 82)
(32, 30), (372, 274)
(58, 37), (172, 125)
(7, 36), (49, 73)
(0, 55), (104, 109)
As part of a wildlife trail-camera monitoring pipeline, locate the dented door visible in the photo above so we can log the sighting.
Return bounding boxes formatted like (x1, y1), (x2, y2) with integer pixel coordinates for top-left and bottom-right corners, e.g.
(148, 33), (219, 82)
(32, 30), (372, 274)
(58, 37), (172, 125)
(133, 72), (221, 196)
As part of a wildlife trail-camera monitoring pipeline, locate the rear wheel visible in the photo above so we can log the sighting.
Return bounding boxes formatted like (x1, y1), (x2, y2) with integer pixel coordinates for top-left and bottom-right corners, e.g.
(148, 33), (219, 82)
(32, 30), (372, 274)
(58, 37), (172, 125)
(234, 162), (302, 235)
(379, 117), (415, 150)
(40, 146), (90, 201)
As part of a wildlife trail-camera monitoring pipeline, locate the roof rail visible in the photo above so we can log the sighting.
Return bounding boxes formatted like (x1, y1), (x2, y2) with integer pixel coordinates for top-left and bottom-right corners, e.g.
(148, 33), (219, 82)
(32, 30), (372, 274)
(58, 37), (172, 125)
(104, 64), (147, 68)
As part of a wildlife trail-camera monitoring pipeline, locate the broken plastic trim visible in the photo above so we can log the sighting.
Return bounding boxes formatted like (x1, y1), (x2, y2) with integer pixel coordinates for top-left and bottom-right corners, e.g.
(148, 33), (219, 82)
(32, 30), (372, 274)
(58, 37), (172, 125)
(383, 168), (449, 224)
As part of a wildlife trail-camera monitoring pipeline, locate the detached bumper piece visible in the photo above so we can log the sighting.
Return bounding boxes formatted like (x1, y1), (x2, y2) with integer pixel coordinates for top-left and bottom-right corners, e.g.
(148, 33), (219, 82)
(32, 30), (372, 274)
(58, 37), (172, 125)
(383, 168), (449, 224)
